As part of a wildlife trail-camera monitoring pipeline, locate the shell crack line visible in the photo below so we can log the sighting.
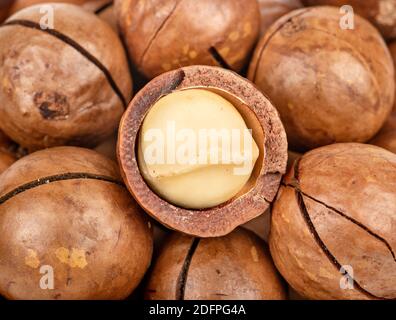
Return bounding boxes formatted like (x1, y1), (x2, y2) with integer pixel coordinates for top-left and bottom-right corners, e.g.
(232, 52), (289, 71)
(301, 191), (396, 263)
(294, 188), (383, 300)
(0, 172), (124, 206)
(209, 47), (232, 70)
(283, 158), (396, 263)
(139, 0), (184, 65)
(251, 8), (312, 82)
(176, 238), (200, 300)
(94, 1), (113, 15)
(1, 19), (127, 107)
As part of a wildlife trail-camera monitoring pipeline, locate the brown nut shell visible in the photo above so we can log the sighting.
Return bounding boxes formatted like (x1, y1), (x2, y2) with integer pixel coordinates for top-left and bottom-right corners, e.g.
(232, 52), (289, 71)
(258, 0), (302, 35)
(115, 0), (260, 79)
(302, 0), (396, 39)
(94, 133), (117, 161)
(370, 41), (396, 153)
(0, 4), (132, 151)
(0, 0), (14, 22)
(9, 0), (93, 14)
(145, 228), (287, 300)
(370, 111), (396, 153)
(118, 65), (288, 238)
(0, 147), (153, 300)
(0, 151), (15, 175)
(248, 6), (395, 151)
(242, 210), (271, 242)
(270, 143), (396, 300)
(0, 131), (17, 174)
(83, 1), (116, 31)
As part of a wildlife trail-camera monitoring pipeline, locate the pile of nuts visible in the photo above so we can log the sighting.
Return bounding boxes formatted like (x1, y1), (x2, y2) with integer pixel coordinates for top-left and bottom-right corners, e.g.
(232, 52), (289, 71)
(0, 0), (395, 300)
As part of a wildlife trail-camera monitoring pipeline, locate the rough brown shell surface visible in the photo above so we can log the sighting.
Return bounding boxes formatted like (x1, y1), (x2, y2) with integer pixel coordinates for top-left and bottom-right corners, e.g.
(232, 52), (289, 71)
(0, 152), (15, 175)
(270, 143), (396, 300)
(248, 6), (395, 151)
(257, 0), (302, 35)
(303, 0), (396, 39)
(0, 4), (132, 151)
(118, 65), (288, 238)
(145, 228), (287, 300)
(9, 0), (94, 14)
(370, 111), (396, 153)
(242, 210), (271, 242)
(115, 0), (260, 79)
(0, 147), (153, 300)
(370, 41), (396, 153)
(83, 1), (116, 31)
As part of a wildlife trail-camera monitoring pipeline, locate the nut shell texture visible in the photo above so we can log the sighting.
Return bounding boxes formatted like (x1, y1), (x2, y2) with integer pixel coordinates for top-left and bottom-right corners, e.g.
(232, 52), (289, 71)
(115, 0), (260, 79)
(249, 6), (395, 151)
(10, 0), (93, 14)
(0, 4), (132, 150)
(370, 42), (396, 153)
(145, 228), (286, 300)
(0, 147), (153, 300)
(303, 0), (396, 39)
(118, 65), (288, 237)
(270, 143), (396, 300)
(257, 0), (302, 35)
(370, 111), (396, 153)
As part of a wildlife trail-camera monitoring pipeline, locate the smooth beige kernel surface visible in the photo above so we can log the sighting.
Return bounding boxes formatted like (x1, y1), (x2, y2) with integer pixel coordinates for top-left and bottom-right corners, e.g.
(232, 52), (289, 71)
(138, 89), (259, 209)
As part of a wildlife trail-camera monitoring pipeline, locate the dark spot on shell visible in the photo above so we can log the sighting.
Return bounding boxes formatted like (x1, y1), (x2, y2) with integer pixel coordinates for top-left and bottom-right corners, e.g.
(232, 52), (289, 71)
(33, 91), (70, 120)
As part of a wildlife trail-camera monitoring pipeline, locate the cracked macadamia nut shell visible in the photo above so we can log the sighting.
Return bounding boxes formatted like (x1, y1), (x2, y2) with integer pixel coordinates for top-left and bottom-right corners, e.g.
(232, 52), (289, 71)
(0, 147), (153, 300)
(145, 228), (286, 300)
(248, 6), (395, 151)
(302, 0), (396, 39)
(115, 0), (260, 79)
(270, 143), (396, 300)
(257, 0), (302, 35)
(0, 4), (132, 151)
(117, 65), (288, 238)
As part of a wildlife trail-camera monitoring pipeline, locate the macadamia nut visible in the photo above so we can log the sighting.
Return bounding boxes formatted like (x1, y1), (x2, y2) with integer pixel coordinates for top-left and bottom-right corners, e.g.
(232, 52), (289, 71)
(270, 143), (396, 300)
(138, 89), (259, 209)
(0, 147), (153, 300)
(145, 228), (286, 300)
(115, 0), (260, 79)
(0, 4), (132, 151)
(249, 6), (395, 151)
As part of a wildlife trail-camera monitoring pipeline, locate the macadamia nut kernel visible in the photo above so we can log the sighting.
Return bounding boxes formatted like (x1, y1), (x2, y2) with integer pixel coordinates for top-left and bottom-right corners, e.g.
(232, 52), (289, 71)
(138, 89), (259, 209)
